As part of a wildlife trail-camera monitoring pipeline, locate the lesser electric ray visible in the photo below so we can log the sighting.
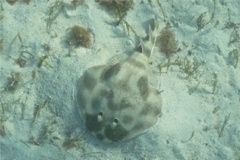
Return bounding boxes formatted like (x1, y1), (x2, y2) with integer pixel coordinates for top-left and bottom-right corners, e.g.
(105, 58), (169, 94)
(76, 22), (162, 142)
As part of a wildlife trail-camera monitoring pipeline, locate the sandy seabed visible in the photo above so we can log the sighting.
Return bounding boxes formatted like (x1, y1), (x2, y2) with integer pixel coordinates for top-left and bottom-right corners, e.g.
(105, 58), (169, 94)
(0, 0), (240, 160)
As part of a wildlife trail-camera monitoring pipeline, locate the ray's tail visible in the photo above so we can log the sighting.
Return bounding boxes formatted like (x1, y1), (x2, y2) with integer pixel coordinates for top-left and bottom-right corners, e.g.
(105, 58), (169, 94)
(137, 15), (159, 59)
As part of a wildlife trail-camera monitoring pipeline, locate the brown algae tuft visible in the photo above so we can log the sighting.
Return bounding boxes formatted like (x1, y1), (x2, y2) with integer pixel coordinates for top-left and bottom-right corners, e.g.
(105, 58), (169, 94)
(97, 0), (134, 17)
(157, 27), (177, 57)
(65, 25), (91, 48)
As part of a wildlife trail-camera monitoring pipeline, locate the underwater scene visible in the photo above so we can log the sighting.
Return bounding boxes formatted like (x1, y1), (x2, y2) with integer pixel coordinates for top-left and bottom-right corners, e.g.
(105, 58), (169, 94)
(0, 0), (240, 159)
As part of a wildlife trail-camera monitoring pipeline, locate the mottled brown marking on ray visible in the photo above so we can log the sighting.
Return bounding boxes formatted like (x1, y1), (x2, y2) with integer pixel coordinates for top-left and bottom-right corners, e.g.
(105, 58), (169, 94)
(85, 113), (104, 132)
(137, 76), (149, 100)
(101, 63), (121, 81)
(91, 98), (102, 110)
(99, 89), (114, 102)
(82, 71), (97, 90)
(100, 89), (117, 111)
(104, 123), (129, 142)
(96, 133), (105, 141)
(77, 90), (86, 109)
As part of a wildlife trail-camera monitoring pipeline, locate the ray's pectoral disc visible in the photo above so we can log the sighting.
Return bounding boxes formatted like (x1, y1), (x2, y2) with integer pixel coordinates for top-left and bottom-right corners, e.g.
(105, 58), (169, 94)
(76, 50), (162, 142)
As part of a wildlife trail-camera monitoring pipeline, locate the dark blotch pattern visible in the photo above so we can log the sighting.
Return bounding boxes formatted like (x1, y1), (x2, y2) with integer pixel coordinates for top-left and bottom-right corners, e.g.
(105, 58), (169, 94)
(91, 98), (102, 110)
(96, 133), (105, 141)
(104, 124), (129, 142)
(137, 76), (149, 100)
(101, 63), (121, 81)
(77, 90), (86, 109)
(101, 89), (117, 111)
(85, 113), (104, 132)
(83, 71), (97, 90)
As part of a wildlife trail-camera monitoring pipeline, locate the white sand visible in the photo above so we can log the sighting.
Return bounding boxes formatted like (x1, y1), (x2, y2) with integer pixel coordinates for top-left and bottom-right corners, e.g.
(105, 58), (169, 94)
(0, 0), (240, 159)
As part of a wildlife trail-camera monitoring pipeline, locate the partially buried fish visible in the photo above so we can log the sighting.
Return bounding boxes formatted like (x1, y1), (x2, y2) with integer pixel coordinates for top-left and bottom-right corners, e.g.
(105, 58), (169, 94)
(76, 22), (162, 142)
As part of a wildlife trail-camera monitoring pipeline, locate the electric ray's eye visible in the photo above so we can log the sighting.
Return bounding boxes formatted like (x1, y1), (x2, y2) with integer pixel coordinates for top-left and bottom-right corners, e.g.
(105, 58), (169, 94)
(111, 118), (119, 128)
(99, 111), (103, 116)
(97, 112), (104, 122)
(113, 118), (118, 123)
